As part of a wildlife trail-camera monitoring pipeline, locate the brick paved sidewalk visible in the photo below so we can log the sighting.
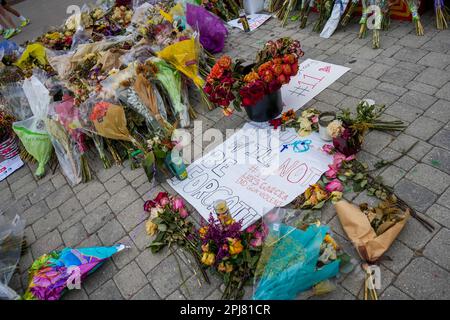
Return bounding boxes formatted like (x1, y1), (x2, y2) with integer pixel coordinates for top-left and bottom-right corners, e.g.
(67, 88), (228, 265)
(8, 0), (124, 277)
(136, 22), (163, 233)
(1, 2), (449, 300)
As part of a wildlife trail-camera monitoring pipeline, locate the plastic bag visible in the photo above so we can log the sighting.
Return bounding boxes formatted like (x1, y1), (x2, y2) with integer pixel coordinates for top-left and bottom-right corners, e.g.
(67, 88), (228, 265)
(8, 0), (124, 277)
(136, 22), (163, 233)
(186, 3), (228, 53)
(0, 203), (26, 300)
(252, 208), (352, 300)
(0, 83), (32, 121)
(13, 76), (53, 177)
(152, 58), (190, 127)
(0, 40), (24, 64)
(46, 95), (88, 186)
(15, 43), (48, 71)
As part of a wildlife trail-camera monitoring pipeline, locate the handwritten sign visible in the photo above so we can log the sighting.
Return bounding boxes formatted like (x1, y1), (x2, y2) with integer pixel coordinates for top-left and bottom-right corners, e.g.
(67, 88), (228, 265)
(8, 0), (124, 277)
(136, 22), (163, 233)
(282, 59), (350, 112)
(227, 14), (272, 32)
(0, 155), (24, 182)
(168, 123), (332, 228)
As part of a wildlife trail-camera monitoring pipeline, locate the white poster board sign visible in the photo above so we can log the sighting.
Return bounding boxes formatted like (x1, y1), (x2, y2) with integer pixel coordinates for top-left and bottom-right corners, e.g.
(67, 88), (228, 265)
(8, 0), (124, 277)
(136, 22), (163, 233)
(227, 14), (271, 32)
(168, 123), (332, 228)
(282, 59), (350, 112)
(0, 156), (24, 182)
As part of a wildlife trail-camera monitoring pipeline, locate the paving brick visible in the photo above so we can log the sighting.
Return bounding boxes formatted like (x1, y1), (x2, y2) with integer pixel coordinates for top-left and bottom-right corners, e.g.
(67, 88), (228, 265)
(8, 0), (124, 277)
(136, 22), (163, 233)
(379, 67), (417, 87)
(78, 234), (102, 248)
(376, 82), (408, 96)
(97, 219), (126, 246)
(398, 34), (430, 48)
(424, 228), (450, 270)
(82, 203), (113, 234)
(129, 220), (149, 251)
(166, 290), (186, 300)
(147, 253), (193, 298)
(135, 247), (171, 275)
(28, 181), (55, 205)
(395, 257), (450, 300)
(394, 179), (438, 213)
(378, 165), (407, 188)
(406, 163), (450, 194)
(421, 39), (450, 54)
(435, 82), (450, 101)
(180, 272), (221, 300)
(426, 204), (450, 228)
(57, 209), (85, 233)
(380, 286), (412, 300)
(76, 181), (106, 207)
(31, 229), (63, 258)
(405, 81), (438, 95)
(393, 47), (428, 63)
(23, 200), (50, 225)
(422, 147), (450, 175)
(32, 209), (62, 238)
(418, 52), (450, 68)
(83, 259), (118, 294)
(62, 222), (88, 247)
(94, 164), (123, 183)
(46, 185), (74, 209)
(62, 288), (89, 300)
(415, 68), (450, 88)
(381, 240), (414, 274)
(58, 196), (82, 220)
(112, 235), (139, 269)
(104, 173), (127, 195)
(116, 198), (146, 232)
(90, 279), (123, 300)
(83, 192), (110, 213)
(131, 284), (160, 300)
(113, 261), (147, 299)
(399, 91), (437, 110)
(404, 116), (443, 140)
(362, 131), (394, 155)
(107, 185), (140, 214)
(430, 129), (450, 151)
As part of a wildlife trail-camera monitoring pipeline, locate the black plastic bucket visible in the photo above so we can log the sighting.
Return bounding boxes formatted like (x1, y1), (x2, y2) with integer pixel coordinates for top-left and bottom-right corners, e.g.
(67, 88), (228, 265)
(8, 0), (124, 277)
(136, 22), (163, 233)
(243, 90), (283, 122)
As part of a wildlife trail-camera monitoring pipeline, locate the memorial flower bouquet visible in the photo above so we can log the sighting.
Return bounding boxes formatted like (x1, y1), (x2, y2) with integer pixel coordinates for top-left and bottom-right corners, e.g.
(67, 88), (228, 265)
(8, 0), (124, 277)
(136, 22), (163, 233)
(204, 38), (304, 114)
(198, 212), (266, 299)
(144, 191), (210, 283)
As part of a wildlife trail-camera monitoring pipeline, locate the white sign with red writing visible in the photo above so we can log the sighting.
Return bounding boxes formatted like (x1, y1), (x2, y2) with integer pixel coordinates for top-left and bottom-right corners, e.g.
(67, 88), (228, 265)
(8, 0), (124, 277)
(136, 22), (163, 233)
(281, 59), (350, 112)
(0, 155), (24, 182)
(168, 123), (332, 228)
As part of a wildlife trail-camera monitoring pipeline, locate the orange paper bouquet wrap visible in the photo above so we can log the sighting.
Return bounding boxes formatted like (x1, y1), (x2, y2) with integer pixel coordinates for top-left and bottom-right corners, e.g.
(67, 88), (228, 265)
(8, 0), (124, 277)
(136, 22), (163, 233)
(334, 200), (410, 263)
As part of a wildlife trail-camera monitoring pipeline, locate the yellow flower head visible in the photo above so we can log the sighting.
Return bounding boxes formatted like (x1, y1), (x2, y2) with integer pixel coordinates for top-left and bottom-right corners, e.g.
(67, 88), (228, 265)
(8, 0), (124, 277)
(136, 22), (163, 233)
(201, 252), (215, 266)
(218, 262), (233, 273)
(244, 71), (260, 83)
(201, 243), (210, 253)
(145, 219), (158, 236)
(324, 234), (338, 250)
(227, 238), (244, 256)
(199, 226), (209, 239)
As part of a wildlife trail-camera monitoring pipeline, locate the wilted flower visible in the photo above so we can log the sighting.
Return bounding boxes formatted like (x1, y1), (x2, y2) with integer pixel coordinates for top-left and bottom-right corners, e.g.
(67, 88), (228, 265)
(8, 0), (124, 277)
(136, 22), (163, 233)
(218, 262), (233, 273)
(325, 179), (344, 193)
(199, 226), (209, 239)
(322, 144), (335, 154)
(172, 197), (184, 210)
(298, 117), (312, 136)
(228, 238), (244, 255)
(145, 219), (158, 236)
(201, 252), (216, 266)
(327, 120), (344, 138)
(179, 207), (189, 219)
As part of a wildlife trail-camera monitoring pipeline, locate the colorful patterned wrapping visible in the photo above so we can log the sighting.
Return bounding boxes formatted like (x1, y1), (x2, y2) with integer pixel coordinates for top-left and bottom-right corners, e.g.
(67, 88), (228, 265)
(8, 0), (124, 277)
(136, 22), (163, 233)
(23, 244), (126, 300)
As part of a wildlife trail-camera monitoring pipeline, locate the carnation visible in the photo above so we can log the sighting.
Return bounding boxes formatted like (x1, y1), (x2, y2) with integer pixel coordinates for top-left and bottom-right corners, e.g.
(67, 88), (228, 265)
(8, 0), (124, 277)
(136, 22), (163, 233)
(327, 120), (344, 138)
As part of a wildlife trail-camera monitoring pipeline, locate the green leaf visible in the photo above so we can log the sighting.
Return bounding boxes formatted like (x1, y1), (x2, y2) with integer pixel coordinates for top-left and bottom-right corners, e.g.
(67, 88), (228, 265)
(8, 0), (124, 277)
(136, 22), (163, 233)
(313, 201), (325, 209)
(354, 173), (364, 181)
(338, 175), (347, 182)
(360, 180), (368, 188)
(158, 224), (168, 232)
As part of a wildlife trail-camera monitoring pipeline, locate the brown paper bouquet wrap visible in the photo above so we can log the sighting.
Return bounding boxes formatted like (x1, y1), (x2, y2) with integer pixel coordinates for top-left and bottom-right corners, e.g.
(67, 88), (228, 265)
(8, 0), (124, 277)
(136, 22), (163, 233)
(334, 200), (410, 263)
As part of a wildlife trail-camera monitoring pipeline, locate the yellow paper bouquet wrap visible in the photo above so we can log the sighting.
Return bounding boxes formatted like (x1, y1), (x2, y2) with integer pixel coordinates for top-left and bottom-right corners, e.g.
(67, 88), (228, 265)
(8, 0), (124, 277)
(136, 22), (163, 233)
(15, 43), (48, 70)
(89, 101), (132, 141)
(157, 37), (204, 88)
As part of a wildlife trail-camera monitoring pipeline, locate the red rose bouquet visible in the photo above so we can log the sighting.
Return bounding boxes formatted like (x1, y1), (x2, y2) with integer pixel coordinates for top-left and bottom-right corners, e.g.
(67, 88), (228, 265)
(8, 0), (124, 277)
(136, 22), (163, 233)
(204, 38), (304, 115)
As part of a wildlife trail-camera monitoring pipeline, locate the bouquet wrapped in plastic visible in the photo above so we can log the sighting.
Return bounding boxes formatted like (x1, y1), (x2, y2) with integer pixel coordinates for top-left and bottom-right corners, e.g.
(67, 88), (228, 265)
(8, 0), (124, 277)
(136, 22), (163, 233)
(12, 76), (53, 177)
(0, 203), (26, 300)
(253, 208), (353, 300)
(186, 3), (228, 53)
(23, 244), (126, 300)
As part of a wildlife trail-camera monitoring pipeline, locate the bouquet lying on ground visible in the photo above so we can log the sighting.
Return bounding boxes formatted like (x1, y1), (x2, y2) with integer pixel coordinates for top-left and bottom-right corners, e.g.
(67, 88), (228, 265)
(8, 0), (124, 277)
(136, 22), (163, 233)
(204, 38), (304, 114)
(23, 244), (126, 300)
(335, 197), (409, 263)
(198, 211), (266, 299)
(253, 208), (353, 300)
(144, 192), (209, 283)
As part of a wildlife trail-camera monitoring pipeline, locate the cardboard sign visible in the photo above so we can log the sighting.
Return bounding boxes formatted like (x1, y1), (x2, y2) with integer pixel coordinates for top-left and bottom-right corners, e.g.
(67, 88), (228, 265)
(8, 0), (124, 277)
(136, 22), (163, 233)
(168, 123), (332, 228)
(227, 14), (272, 32)
(281, 59), (350, 112)
(0, 155), (24, 182)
